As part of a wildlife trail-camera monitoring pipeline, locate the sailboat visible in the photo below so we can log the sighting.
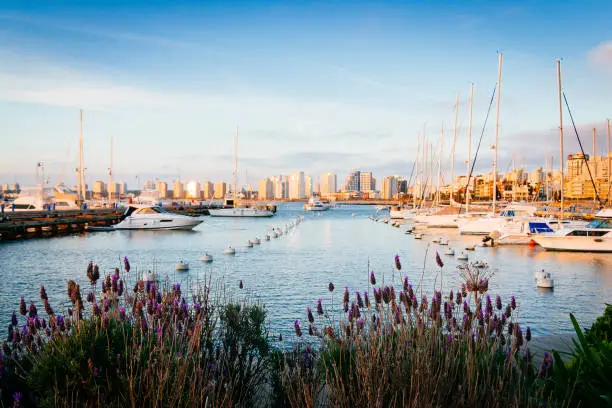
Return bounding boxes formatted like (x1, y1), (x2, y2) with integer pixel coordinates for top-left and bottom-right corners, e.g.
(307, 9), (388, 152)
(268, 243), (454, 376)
(209, 127), (275, 217)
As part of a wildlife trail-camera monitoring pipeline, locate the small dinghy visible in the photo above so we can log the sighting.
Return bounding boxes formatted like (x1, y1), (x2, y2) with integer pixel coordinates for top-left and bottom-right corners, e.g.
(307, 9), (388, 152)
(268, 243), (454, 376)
(456, 252), (468, 261)
(224, 246), (236, 255)
(444, 248), (455, 256)
(176, 261), (189, 271)
(246, 240), (253, 248)
(383, 220), (389, 224)
(201, 253), (213, 262)
(473, 260), (487, 268)
(414, 233), (424, 240)
(265, 234), (271, 241)
(143, 271), (158, 282)
(534, 269), (546, 280)
(253, 237), (261, 245)
(439, 239), (449, 246)
(465, 246), (476, 251)
(432, 237), (442, 244)
(536, 271), (554, 289)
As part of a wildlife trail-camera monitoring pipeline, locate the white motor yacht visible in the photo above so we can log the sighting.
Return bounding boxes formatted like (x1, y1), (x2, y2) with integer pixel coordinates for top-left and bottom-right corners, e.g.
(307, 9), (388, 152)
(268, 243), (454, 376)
(458, 205), (538, 235)
(103, 205), (202, 230)
(304, 197), (332, 211)
(533, 209), (612, 252)
(209, 205), (274, 217)
(486, 219), (587, 245)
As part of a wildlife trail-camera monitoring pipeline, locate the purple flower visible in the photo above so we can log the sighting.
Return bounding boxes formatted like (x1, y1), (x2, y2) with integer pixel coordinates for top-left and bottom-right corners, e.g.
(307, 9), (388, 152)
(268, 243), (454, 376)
(485, 296), (493, 315)
(11, 312), (17, 326)
(13, 392), (22, 404)
(395, 254), (402, 270)
(328, 282), (334, 292)
(370, 271), (376, 285)
(364, 292), (370, 308)
(511, 296), (516, 310)
(526, 326), (532, 342)
(19, 297), (26, 316)
(449, 289), (454, 302)
(356, 317), (365, 331)
(307, 307), (314, 324)
(278, 333), (283, 341)
(317, 299), (324, 315)
(435, 251), (444, 268)
(57, 315), (66, 332)
(463, 300), (470, 315)
(496, 295), (502, 310)
(239, 280), (243, 289)
(124, 256), (131, 273)
(343, 287), (349, 305)
(294, 320), (302, 337)
(177, 352), (182, 359)
(356, 292), (364, 308)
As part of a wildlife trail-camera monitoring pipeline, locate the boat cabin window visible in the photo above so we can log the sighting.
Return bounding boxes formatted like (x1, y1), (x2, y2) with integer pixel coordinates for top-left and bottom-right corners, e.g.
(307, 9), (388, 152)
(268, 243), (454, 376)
(13, 204), (36, 209)
(567, 230), (608, 237)
(136, 207), (163, 214)
(586, 220), (612, 229)
(529, 222), (553, 234)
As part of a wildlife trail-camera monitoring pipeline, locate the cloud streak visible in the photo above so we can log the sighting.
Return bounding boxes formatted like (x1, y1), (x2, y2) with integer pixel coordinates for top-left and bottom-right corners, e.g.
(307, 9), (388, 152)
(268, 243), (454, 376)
(588, 41), (612, 73)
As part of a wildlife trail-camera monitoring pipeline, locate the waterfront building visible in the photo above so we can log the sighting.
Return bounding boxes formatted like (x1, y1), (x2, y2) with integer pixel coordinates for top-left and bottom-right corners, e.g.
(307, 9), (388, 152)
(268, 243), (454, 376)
(156, 181), (168, 198)
(359, 171), (375, 192)
(93, 180), (106, 195)
(304, 176), (313, 198)
(381, 176), (398, 199)
(11, 183), (20, 192)
(289, 172), (305, 199)
(397, 178), (408, 195)
(272, 176), (289, 199)
(258, 178), (274, 200)
(214, 181), (227, 199)
(143, 180), (156, 191)
(343, 170), (360, 192)
(314, 183), (321, 195)
(108, 182), (122, 199)
(528, 167), (544, 185)
(1, 184), (8, 192)
(186, 180), (201, 199)
(320, 172), (337, 197)
(173, 180), (184, 199)
(564, 152), (611, 200)
(202, 181), (214, 199)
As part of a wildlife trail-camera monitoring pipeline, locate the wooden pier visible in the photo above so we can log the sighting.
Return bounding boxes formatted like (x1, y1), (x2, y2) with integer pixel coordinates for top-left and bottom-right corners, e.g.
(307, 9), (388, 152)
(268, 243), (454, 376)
(0, 209), (124, 241)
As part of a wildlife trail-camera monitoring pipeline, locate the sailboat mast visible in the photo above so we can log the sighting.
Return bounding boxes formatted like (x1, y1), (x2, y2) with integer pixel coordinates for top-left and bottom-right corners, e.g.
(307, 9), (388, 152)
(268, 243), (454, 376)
(466, 83), (474, 213)
(607, 118), (611, 204)
(108, 136), (113, 206)
(593, 127), (597, 207)
(233, 126), (238, 208)
(413, 132), (420, 208)
(451, 91), (459, 201)
(492, 52), (503, 213)
(78, 109), (85, 203)
(436, 122), (443, 206)
(557, 59), (565, 221)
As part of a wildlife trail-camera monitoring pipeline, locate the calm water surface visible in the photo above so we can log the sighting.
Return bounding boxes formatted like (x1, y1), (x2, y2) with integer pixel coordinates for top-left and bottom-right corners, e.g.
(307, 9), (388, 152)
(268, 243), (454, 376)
(1, 203), (611, 341)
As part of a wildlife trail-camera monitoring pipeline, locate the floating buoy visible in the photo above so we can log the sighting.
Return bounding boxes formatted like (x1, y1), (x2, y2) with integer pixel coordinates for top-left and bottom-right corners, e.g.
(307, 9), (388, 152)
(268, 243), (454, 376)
(201, 253), (213, 262)
(253, 237), (261, 245)
(457, 252), (468, 261)
(529, 239), (536, 247)
(224, 246), (236, 255)
(176, 261), (189, 271)
(536, 271), (554, 289)
(246, 240), (253, 248)
(414, 233), (424, 240)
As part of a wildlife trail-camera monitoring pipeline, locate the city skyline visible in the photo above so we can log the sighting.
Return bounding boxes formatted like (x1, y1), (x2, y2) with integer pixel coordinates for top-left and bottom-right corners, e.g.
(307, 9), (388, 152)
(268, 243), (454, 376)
(1, 1), (611, 186)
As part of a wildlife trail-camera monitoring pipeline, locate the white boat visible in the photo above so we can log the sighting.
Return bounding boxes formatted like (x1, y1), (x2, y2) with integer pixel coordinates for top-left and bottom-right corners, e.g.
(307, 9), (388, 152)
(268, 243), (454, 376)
(413, 213), (460, 228)
(10, 195), (45, 211)
(390, 206), (417, 220)
(143, 271), (158, 281)
(439, 238), (449, 246)
(536, 272), (554, 288)
(224, 246), (236, 255)
(209, 127), (275, 218)
(534, 269), (547, 280)
(201, 253), (213, 262)
(101, 204), (202, 230)
(458, 205), (538, 235)
(304, 197), (332, 211)
(265, 234), (270, 241)
(456, 252), (468, 261)
(414, 233), (424, 239)
(444, 248), (455, 256)
(533, 209), (612, 252)
(176, 261), (189, 271)
(246, 240), (253, 248)
(253, 237), (261, 245)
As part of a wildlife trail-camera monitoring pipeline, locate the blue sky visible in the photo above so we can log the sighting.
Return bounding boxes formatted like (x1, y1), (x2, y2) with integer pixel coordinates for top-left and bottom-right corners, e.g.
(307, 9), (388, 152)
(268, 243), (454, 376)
(0, 0), (610, 188)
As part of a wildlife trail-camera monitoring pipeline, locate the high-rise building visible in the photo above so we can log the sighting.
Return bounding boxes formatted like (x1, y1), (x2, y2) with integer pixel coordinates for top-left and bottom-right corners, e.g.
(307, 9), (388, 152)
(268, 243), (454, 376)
(272, 176), (289, 199)
(11, 183), (20, 192)
(360, 171), (375, 192)
(343, 170), (360, 192)
(186, 180), (201, 199)
(109, 182), (122, 198)
(528, 168), (544, 185)
(173, 180), (184, 199)
(143, 180), (156, 191)
(314, 183), (321, 195)
(381, 176), (398, 199)
(304, 176), (313, 198)
(214, 181), (227, 199)
(202, 181), (214, 199)
(156, 181), (168, 198)
(258, 178), (274, 200)
(397, 177), (408, 195)
(320, 172), (337, 196)
(93, 181), (106, 196)
(289, 172), (305, 199)
(1, 184), (8, 192)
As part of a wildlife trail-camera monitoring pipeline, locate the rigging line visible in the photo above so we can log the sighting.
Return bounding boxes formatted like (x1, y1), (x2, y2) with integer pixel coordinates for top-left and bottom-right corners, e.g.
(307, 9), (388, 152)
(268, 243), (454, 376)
(562, 92), (606, 207)
(457, 84), (498, 214)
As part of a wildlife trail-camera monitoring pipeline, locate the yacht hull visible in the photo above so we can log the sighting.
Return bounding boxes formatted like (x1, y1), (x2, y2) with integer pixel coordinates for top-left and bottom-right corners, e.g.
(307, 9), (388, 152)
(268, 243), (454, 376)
(413, 214), (458, 228)
(209, 208), (274, 217)
(533, 236), (612, 252)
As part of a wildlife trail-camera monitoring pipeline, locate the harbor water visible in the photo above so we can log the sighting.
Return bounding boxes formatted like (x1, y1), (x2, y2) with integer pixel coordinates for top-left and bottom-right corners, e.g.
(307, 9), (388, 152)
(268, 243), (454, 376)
(0, 203), (611, 343)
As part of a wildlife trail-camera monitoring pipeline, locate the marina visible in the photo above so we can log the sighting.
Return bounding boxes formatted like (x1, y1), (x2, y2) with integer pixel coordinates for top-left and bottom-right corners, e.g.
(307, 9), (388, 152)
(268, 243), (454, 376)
(0, 203), (611, 340)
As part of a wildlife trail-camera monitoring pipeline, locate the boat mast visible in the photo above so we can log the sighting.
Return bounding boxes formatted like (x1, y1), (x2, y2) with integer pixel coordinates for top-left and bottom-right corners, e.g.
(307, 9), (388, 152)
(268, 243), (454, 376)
(78, 109), (86, 204)
(466, 83), (474, 213)
(606, 119), (612, 205)
(557, 59), (564, 222)
(592, 127), (597, 207)
(413, 132), (420, 208)
(492, 52), (503, 214)
(436, 122), (443, 206)
(451, 91), (459, 202)
(108, 136), (113, 207)
(233, 126), (238, 208)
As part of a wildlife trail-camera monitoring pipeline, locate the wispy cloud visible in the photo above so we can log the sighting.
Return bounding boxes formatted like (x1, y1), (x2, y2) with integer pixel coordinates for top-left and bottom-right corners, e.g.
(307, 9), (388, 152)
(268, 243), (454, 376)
(588, 41), (612, 73)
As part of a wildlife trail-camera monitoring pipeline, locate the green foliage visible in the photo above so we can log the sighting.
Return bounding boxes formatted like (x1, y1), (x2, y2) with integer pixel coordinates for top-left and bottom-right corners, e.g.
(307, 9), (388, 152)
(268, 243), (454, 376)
(586, 303), (612, 344)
